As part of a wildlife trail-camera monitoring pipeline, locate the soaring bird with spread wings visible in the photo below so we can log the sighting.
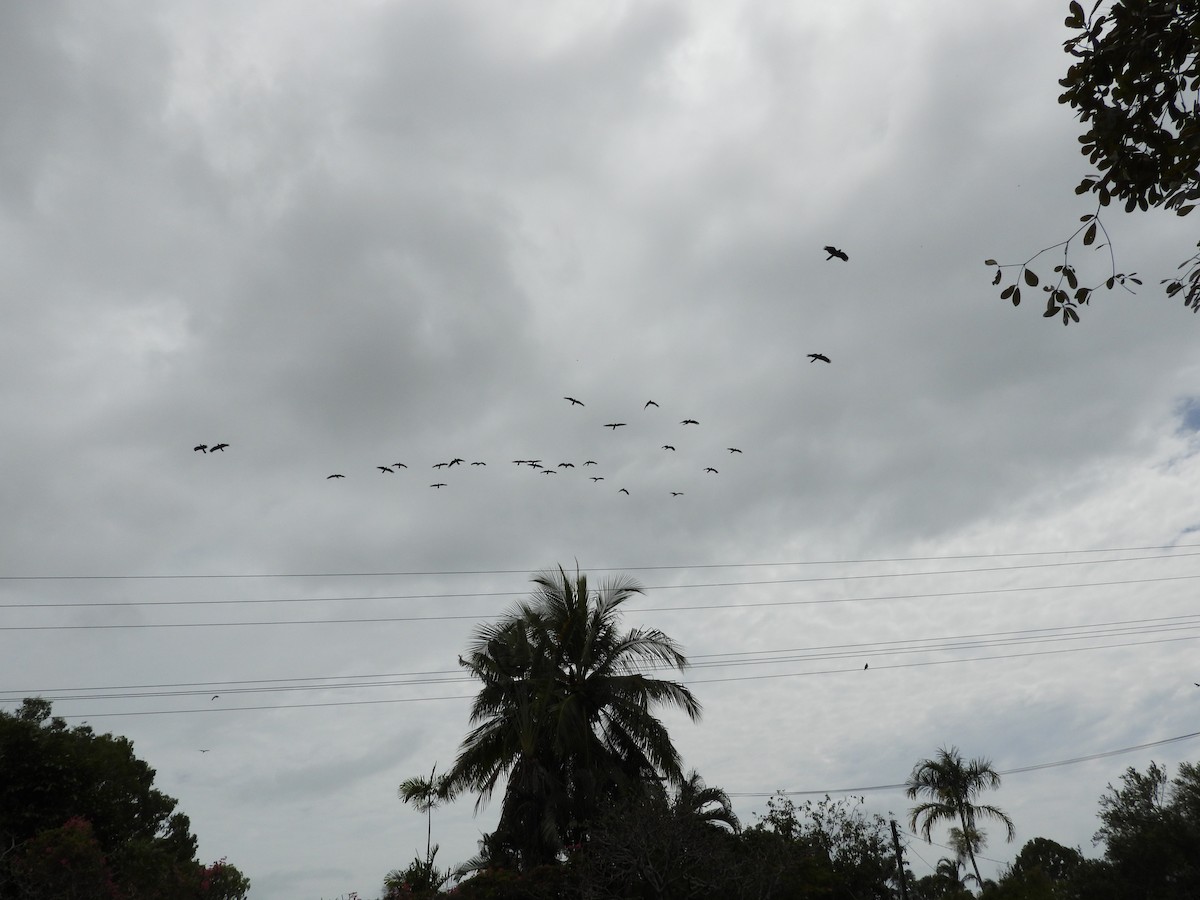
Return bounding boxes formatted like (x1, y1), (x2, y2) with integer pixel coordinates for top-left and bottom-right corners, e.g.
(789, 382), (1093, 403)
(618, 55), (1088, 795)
(808, 353), (831, 364)
(824, 245), (849, 261)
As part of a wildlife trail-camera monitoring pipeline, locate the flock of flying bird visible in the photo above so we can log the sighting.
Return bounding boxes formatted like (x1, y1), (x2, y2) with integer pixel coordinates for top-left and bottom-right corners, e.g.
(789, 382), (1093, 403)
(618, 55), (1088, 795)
(194, 245), (848, 497)
(321, 397), (745, 495)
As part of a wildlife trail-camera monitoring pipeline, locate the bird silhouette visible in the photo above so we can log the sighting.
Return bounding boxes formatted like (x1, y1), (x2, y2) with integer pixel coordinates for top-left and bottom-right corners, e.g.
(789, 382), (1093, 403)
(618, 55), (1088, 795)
(618, 488), (629, 494)
(471, 461), (486, 466)
(448, 458), (465, 467)
(704, 467), (718, 474)
(824, 245), (849, 261)
(590, 476), (604, 482)
(193, 444), (207, 453)
(199, 749), (210, 753)
(807, 353), (831, 364)
(564, 396), (584, 406)
(393, 463), (408, 469)
(542, 469), (557, 475)
(528, 462), (543, 469)
(211, 695), (219, 701)
(644, 400), (659, 409)
(662, 445), (676, 451)
(583, 460), (597, 466)
(377, 466), (394, 473)
(327, 474), (345, 479)
(671, 492), (684, 496)
(681, 419), (699, 425)
(433, 462), (448, 469)
(605, 423), (627, 429)
(430, 483), (447, 488)
(558, 462), (574, 468)
(210, 443), (229, 451)
(728, 447), (742, 453)
(864, 663), (869, 670)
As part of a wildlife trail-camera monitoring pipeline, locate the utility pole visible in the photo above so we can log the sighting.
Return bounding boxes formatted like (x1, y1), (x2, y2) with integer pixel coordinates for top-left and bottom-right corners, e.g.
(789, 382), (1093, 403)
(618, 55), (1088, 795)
(890, 819), (910, 900)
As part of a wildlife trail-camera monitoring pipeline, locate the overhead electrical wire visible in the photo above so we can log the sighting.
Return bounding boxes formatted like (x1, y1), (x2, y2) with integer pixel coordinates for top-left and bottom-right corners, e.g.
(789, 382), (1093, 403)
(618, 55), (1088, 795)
(725, 729), (1200, 798)
(7, 612), (1196, 700)
(0, 542), (1197, 581)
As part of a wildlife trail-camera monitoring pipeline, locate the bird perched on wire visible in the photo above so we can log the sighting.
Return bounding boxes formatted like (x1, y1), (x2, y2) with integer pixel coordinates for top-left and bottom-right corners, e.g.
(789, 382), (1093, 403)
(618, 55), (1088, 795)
(824, 246), (849, 261)
(808, 353), (831, 364)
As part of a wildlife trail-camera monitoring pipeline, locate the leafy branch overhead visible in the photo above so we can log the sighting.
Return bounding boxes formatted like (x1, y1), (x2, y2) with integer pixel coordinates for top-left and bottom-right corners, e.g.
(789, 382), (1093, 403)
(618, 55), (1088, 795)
(985, 207), (1141, 325)
(992, 0), (1200, 321)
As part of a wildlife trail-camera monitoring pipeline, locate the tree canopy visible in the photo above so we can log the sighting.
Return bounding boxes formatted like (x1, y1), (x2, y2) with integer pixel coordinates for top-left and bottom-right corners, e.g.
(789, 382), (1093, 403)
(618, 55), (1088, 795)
(989, 0), (1200, 321)
(0, 698), (249, 900)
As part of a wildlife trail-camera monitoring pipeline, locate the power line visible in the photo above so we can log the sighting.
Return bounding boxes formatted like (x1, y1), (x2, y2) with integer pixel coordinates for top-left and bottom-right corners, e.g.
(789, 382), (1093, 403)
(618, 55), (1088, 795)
(4, 611), (1192, 694)
(1, 543), (1197, 581)
(8, 614), (1195, 702)
(726, 729), (1200, 798)
(7, 566), (1200, 611)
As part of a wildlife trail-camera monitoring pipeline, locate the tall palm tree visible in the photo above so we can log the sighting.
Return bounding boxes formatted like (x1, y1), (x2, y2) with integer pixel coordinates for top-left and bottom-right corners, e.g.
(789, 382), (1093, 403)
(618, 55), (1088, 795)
(398, 763), (449, 866)
(444, 566), (702, 869)
(906, 746), (1015, 887)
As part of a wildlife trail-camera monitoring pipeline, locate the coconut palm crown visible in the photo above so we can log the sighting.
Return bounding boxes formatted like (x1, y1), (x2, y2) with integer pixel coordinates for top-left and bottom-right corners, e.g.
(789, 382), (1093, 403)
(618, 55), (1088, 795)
(444, 566), (701, 868)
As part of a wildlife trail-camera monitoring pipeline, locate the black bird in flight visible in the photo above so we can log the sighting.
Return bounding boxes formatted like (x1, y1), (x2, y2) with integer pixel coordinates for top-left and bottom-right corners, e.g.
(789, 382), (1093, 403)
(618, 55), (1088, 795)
(728, 447), (742, 453)
(864, 663), (869, 670)
(193, 444), (207, 453)
(448, 458), (465, 467)
(583, 460), (597, 466)
(808, 353), (831, 364)
(433, 462), (448, 469)
(377, 466), (394, 473)
(430, 483), (447, 488)
(210, 443), (229, 451)
(644, 400), (659, 409)
(199, 749), (210, 753)
(671, 492), (684, 497)
(471, 461), (486, 466)
(558, 462), (574, 468)
(590, 476), (604, 482)
(681, 419), (699, 425)
(662, 445), (676, 451)
(824, 245), (849, 261)
(564, 396), (584, 406)
(211, 695), (219, 701)
(618, 488), (629, 494)
(605, 423), (627, 429)
(393, 463), (407, 469)
(704, 467), (718, 474)
(542, 469), (557, 475)
(327, 474), (344, 479)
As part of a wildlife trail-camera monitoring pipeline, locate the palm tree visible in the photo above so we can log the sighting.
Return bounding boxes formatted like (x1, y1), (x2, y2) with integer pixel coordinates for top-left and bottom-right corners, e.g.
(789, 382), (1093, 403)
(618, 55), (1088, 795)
(672, 770), (740, 833)
(398, 763), (449, 867)
(444, 566), (702, 869)
(906, 746), (1015, 888)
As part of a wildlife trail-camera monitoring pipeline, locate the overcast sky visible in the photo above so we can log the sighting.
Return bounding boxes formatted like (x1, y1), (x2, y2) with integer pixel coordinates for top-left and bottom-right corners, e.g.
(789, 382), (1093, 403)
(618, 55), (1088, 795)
(3, 2), (1199, 898)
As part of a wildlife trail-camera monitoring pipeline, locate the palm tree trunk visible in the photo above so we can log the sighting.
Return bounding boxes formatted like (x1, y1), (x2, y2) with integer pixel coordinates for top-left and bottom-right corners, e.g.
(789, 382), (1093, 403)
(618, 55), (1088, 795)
(956, 808), (983, 888)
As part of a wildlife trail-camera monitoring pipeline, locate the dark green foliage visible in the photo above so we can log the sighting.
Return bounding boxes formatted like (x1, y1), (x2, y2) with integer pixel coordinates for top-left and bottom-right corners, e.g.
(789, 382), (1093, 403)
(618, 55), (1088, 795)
(0, 698), (249, 900)
(1089, 760), (1200, 899)
(444, 567), (701, 871)
(990, 1), (1200, 320)
(990, 838), (1084, 899)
